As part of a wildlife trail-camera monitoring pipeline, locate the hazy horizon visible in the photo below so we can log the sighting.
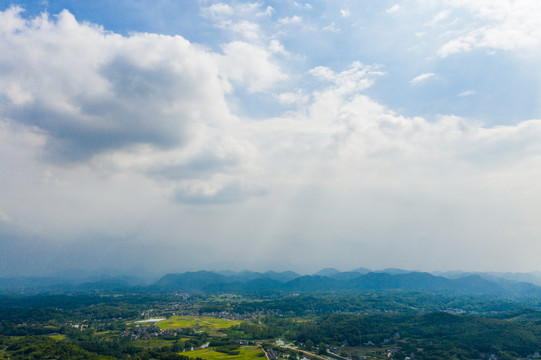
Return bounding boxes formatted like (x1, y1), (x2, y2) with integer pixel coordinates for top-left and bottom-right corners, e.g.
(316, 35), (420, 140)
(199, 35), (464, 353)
(5, 264), (541, 280)
(2, 1), (541, 277)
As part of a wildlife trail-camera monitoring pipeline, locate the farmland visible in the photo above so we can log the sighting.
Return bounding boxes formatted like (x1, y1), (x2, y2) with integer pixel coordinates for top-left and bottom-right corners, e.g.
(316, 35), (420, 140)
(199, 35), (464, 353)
(182, 346), (265, 360)
(157, 316), (240, 332)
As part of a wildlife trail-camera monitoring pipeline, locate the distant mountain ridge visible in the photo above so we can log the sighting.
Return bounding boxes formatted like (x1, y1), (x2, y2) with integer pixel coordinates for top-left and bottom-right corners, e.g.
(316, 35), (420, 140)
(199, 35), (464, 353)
(314, 268), (341, 276)
(150, 269), (541, 297)
(2, 268), (541, 297)
(433, 270), (541, 287)
(0, 274), (147, 293)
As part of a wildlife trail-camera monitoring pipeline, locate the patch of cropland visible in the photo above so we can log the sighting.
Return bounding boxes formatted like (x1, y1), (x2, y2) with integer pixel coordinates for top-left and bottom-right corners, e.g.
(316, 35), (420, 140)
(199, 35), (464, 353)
(182, 346), (265, 360)
(157, 316), (240, 333)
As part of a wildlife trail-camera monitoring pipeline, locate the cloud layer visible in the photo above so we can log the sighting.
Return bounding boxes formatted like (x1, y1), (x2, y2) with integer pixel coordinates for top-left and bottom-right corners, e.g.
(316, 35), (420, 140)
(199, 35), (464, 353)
(1, 2), (541, 275)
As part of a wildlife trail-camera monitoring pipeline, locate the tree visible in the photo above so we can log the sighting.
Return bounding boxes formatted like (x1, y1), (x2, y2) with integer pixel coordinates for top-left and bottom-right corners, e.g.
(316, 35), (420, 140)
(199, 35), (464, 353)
(318, 342), (327, 355)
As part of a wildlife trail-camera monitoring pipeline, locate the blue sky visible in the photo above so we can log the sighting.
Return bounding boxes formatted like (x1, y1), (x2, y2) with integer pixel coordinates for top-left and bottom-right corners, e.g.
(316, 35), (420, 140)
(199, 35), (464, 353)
(1, 0), (541, 276)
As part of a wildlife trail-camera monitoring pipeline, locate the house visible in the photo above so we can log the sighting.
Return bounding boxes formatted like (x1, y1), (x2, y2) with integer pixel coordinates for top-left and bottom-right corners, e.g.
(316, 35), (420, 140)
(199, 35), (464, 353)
(267, 348), (279, 360)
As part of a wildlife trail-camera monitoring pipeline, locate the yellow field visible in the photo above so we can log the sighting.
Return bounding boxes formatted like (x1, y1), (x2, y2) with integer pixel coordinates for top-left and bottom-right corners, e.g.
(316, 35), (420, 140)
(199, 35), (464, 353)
(181, 346), (265, 360)
(157, 316), (240, 331)
(48, 334), (66, 341)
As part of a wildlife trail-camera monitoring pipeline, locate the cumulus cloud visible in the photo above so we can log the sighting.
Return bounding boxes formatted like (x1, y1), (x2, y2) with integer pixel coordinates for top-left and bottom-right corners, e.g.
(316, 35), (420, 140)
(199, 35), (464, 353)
(261, 64), (541, 199)
(278, 15), (302, 25)
(202, 2), (260, 19)
(219, 41), (288, 93)
(257, 6), (274, 17)
(309, 62), (384, 93)
(268, 39), (288, 55)
(0, 7), (234, 161)
(204, 3), (233, 17)
(228, 20), (262, 41)
(436, 0), (541, 56)
(0, 7), (274, 208)
(386, 5), (401, 14)
(201, 2), (263, 40)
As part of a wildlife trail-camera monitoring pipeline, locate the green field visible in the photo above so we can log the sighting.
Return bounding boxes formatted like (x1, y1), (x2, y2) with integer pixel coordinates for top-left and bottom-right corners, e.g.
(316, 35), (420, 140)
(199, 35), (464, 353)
(157, 316), (240, 331)
(181, 346), (265, 360)
(133, 338), (175, 349)
(48, 334), (66, 341)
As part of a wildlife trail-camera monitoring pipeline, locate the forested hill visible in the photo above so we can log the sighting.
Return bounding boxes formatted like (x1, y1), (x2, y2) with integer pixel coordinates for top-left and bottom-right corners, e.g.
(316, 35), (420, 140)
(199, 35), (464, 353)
(294, 311), (541, 358)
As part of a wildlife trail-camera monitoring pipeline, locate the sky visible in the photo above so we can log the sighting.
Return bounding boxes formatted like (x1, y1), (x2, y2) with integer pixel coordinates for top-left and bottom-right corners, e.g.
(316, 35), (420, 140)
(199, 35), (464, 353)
(1, 0), (541, 277)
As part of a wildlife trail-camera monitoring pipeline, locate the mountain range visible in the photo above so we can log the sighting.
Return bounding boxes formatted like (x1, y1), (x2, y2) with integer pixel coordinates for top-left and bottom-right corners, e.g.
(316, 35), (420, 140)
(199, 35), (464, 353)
(2, 268), (541, 297)
(151, 269), (541, 297)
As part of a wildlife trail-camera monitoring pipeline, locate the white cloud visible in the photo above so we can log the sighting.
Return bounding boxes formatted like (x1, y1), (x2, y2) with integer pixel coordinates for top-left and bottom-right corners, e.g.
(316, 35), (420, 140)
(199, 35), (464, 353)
(203, 2), (260, 18)
(228, 20), (261, 40)
(427, 10), (450, 25)
(438, 36), (474, 57)
(294, 2), (312, 9)
(220, 41), (288, 93)
(0, 7), (267, 209)
(458, 90), (476, 97)
(322, 22), (340, 33)
(201, 2), (263, 40)
(309, 62), (383, 94)
(0, 5), (25, 33)
(256, 6), (274, 17)
(0, 8), (238, 161)
(386, 4), (401, 13)
(268, 39), (288, 55)
(204, 3), (234, 17)
(340, 9), (351, 18)
(278, 15), (302, 25)
(276, 90), (308, 106)
(436, 0), (541, 56)
(409, 72), (436, 85)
